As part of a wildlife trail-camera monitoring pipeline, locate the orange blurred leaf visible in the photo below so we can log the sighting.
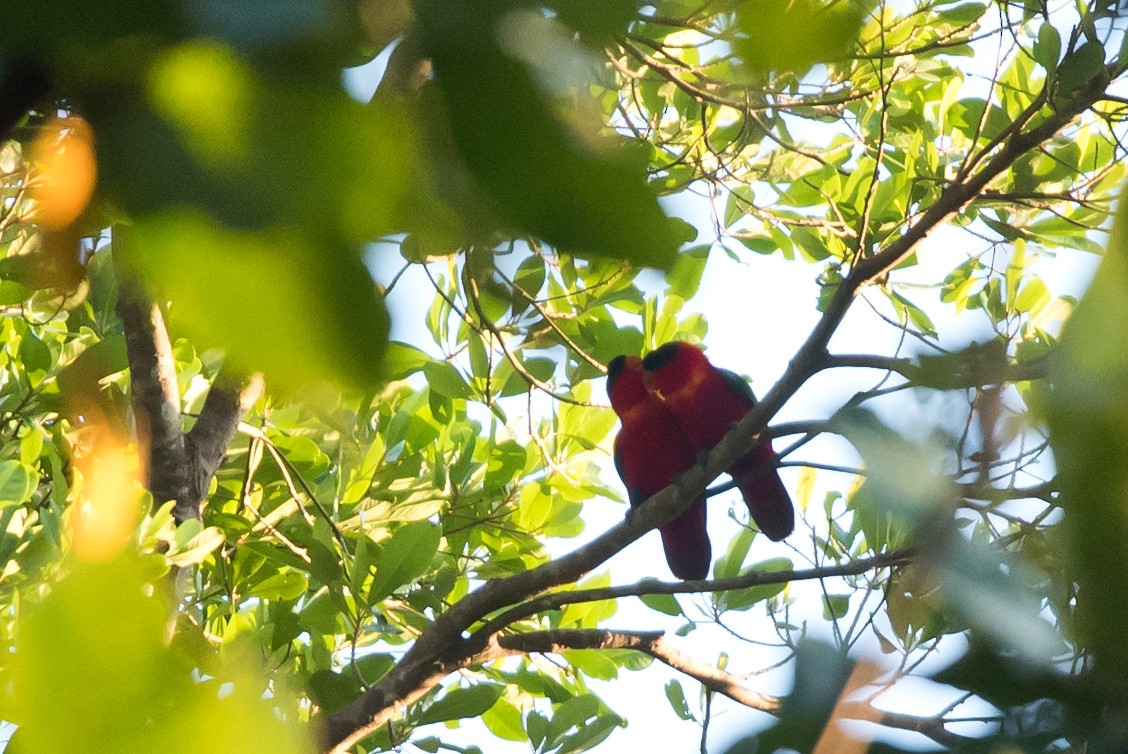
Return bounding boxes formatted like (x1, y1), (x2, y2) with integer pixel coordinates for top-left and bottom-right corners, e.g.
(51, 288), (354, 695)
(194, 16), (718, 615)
(30, 115), (97, 230)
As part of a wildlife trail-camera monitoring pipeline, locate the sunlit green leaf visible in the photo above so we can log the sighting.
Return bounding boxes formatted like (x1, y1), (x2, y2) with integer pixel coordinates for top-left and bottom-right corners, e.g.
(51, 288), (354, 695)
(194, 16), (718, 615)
(368, 521), (442, 603)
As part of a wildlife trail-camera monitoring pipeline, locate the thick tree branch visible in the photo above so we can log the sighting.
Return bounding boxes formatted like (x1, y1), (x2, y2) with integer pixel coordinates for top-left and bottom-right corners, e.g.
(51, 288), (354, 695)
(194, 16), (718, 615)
(185, 373), (265, 509)
(113, 226), (191, 521)
(112, 226), (263, 523)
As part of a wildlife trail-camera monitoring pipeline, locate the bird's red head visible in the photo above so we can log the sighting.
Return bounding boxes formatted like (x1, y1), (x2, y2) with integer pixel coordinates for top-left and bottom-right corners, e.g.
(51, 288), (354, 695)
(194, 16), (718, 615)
(606, 354), (647, 414)
(642, 341), (709, 401)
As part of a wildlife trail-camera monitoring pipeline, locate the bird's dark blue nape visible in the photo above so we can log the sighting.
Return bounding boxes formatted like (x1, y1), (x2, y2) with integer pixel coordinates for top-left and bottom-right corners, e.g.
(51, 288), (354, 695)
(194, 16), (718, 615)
(642, 342), (682, 372)
(606, 355), (628, 392)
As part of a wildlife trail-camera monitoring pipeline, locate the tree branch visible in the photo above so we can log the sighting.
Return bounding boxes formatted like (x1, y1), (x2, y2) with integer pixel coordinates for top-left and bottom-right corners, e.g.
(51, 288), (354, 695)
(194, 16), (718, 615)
(472, 548), (916, 643)
(185, 372), (264, 508)
(822, 353), (1050, 388)
(113, 226), (264, 523)
(837, 702), (977, 750)
(113, 226), (191, 521)
(490, 629), (782, 713)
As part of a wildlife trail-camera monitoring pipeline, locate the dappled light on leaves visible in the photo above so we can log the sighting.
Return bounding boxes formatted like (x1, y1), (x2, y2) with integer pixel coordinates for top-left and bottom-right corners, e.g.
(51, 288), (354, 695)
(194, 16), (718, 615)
(28, 115), (96, 231)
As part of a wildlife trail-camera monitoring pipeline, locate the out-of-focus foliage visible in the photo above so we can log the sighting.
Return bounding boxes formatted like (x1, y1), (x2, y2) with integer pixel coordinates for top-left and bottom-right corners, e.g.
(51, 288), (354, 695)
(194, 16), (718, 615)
(1, 0), (1127, 752)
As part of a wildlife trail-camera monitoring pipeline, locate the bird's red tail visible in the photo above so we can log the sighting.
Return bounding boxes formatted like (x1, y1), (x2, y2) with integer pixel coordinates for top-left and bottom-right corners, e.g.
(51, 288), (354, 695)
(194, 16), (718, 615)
(732, 445), (794, 541)
(658, 499), (711, 580)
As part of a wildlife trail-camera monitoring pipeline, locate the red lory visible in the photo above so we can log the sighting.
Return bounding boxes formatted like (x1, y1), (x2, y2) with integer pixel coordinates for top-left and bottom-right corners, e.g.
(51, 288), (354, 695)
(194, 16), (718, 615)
(642, 341), (794, 541)
(607, 354), (712, 580)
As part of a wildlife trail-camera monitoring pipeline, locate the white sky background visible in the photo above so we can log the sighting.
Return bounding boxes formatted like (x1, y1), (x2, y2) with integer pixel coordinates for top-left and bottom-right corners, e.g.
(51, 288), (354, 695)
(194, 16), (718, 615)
(342, 16), (1107, 753)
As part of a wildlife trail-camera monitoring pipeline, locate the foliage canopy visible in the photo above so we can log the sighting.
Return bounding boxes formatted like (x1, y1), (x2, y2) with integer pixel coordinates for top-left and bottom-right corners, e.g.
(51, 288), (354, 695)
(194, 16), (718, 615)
(3, 0), (1128, 752)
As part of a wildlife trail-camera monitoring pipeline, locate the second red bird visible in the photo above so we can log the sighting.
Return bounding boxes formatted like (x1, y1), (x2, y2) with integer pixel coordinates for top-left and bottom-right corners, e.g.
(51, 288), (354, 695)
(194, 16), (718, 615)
(642, 341), (794, 542)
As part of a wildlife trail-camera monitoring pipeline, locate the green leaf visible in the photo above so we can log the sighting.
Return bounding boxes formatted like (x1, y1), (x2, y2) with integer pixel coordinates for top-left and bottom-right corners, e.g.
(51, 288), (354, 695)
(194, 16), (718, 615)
(525, 710), (549, 750)
(556, 712), (622, 754)
(1055, 41), (1106, 99)
(713, 525), (756, 579)
(664, 679), (694, 721)
(481, 697), (527, 742)
(367, 521), (442, 603)
(734, 0), (867, 77)
(1045, 201), (1128, 692)
(381, 341), (433, 381)
(1034, 23), (1061, 72)
(415, 683), (504, 726)
(248, 570), (309, 601)
(546, 694), (600, 746)
(822, 594), (850, 621)
(639, 589), (683, 617)
(0, 460), (36, 505)
(167, 525), (225, 567)
(716, 557), (793, 611)
(1015, 277), (1050, 314)
(562, 649), (619, 680)
(665, 245), (710, 300)
(10, 557), (308, 753)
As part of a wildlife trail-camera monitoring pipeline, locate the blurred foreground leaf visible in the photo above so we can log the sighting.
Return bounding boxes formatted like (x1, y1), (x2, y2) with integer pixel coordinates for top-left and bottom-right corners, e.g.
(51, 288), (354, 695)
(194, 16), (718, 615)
(120, 216), (389, 392)
(8, 557), (310, 754)
(734, 0), (870, 78)
(415, 0), (681, 269)
(1045, 198), (1128, 703)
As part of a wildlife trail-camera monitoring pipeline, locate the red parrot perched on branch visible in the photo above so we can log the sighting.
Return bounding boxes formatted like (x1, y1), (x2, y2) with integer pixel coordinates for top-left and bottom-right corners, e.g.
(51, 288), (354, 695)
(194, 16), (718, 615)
(607, 355), (712, 580)
(642, 341), (795, 541)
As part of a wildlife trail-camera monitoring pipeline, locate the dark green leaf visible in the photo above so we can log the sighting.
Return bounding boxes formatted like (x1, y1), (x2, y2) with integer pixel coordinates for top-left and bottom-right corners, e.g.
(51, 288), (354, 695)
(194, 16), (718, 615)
(1045, 202), (1128, 695)
(821, 594), (850, 621)
(415, 683), (504, 726)
(415, 1), (681, 269)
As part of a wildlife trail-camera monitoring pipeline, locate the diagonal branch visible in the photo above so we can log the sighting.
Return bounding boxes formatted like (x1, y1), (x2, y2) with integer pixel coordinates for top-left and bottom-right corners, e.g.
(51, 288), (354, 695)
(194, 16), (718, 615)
(186, 372), (264, 507)
(114, 226), (191, 520)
